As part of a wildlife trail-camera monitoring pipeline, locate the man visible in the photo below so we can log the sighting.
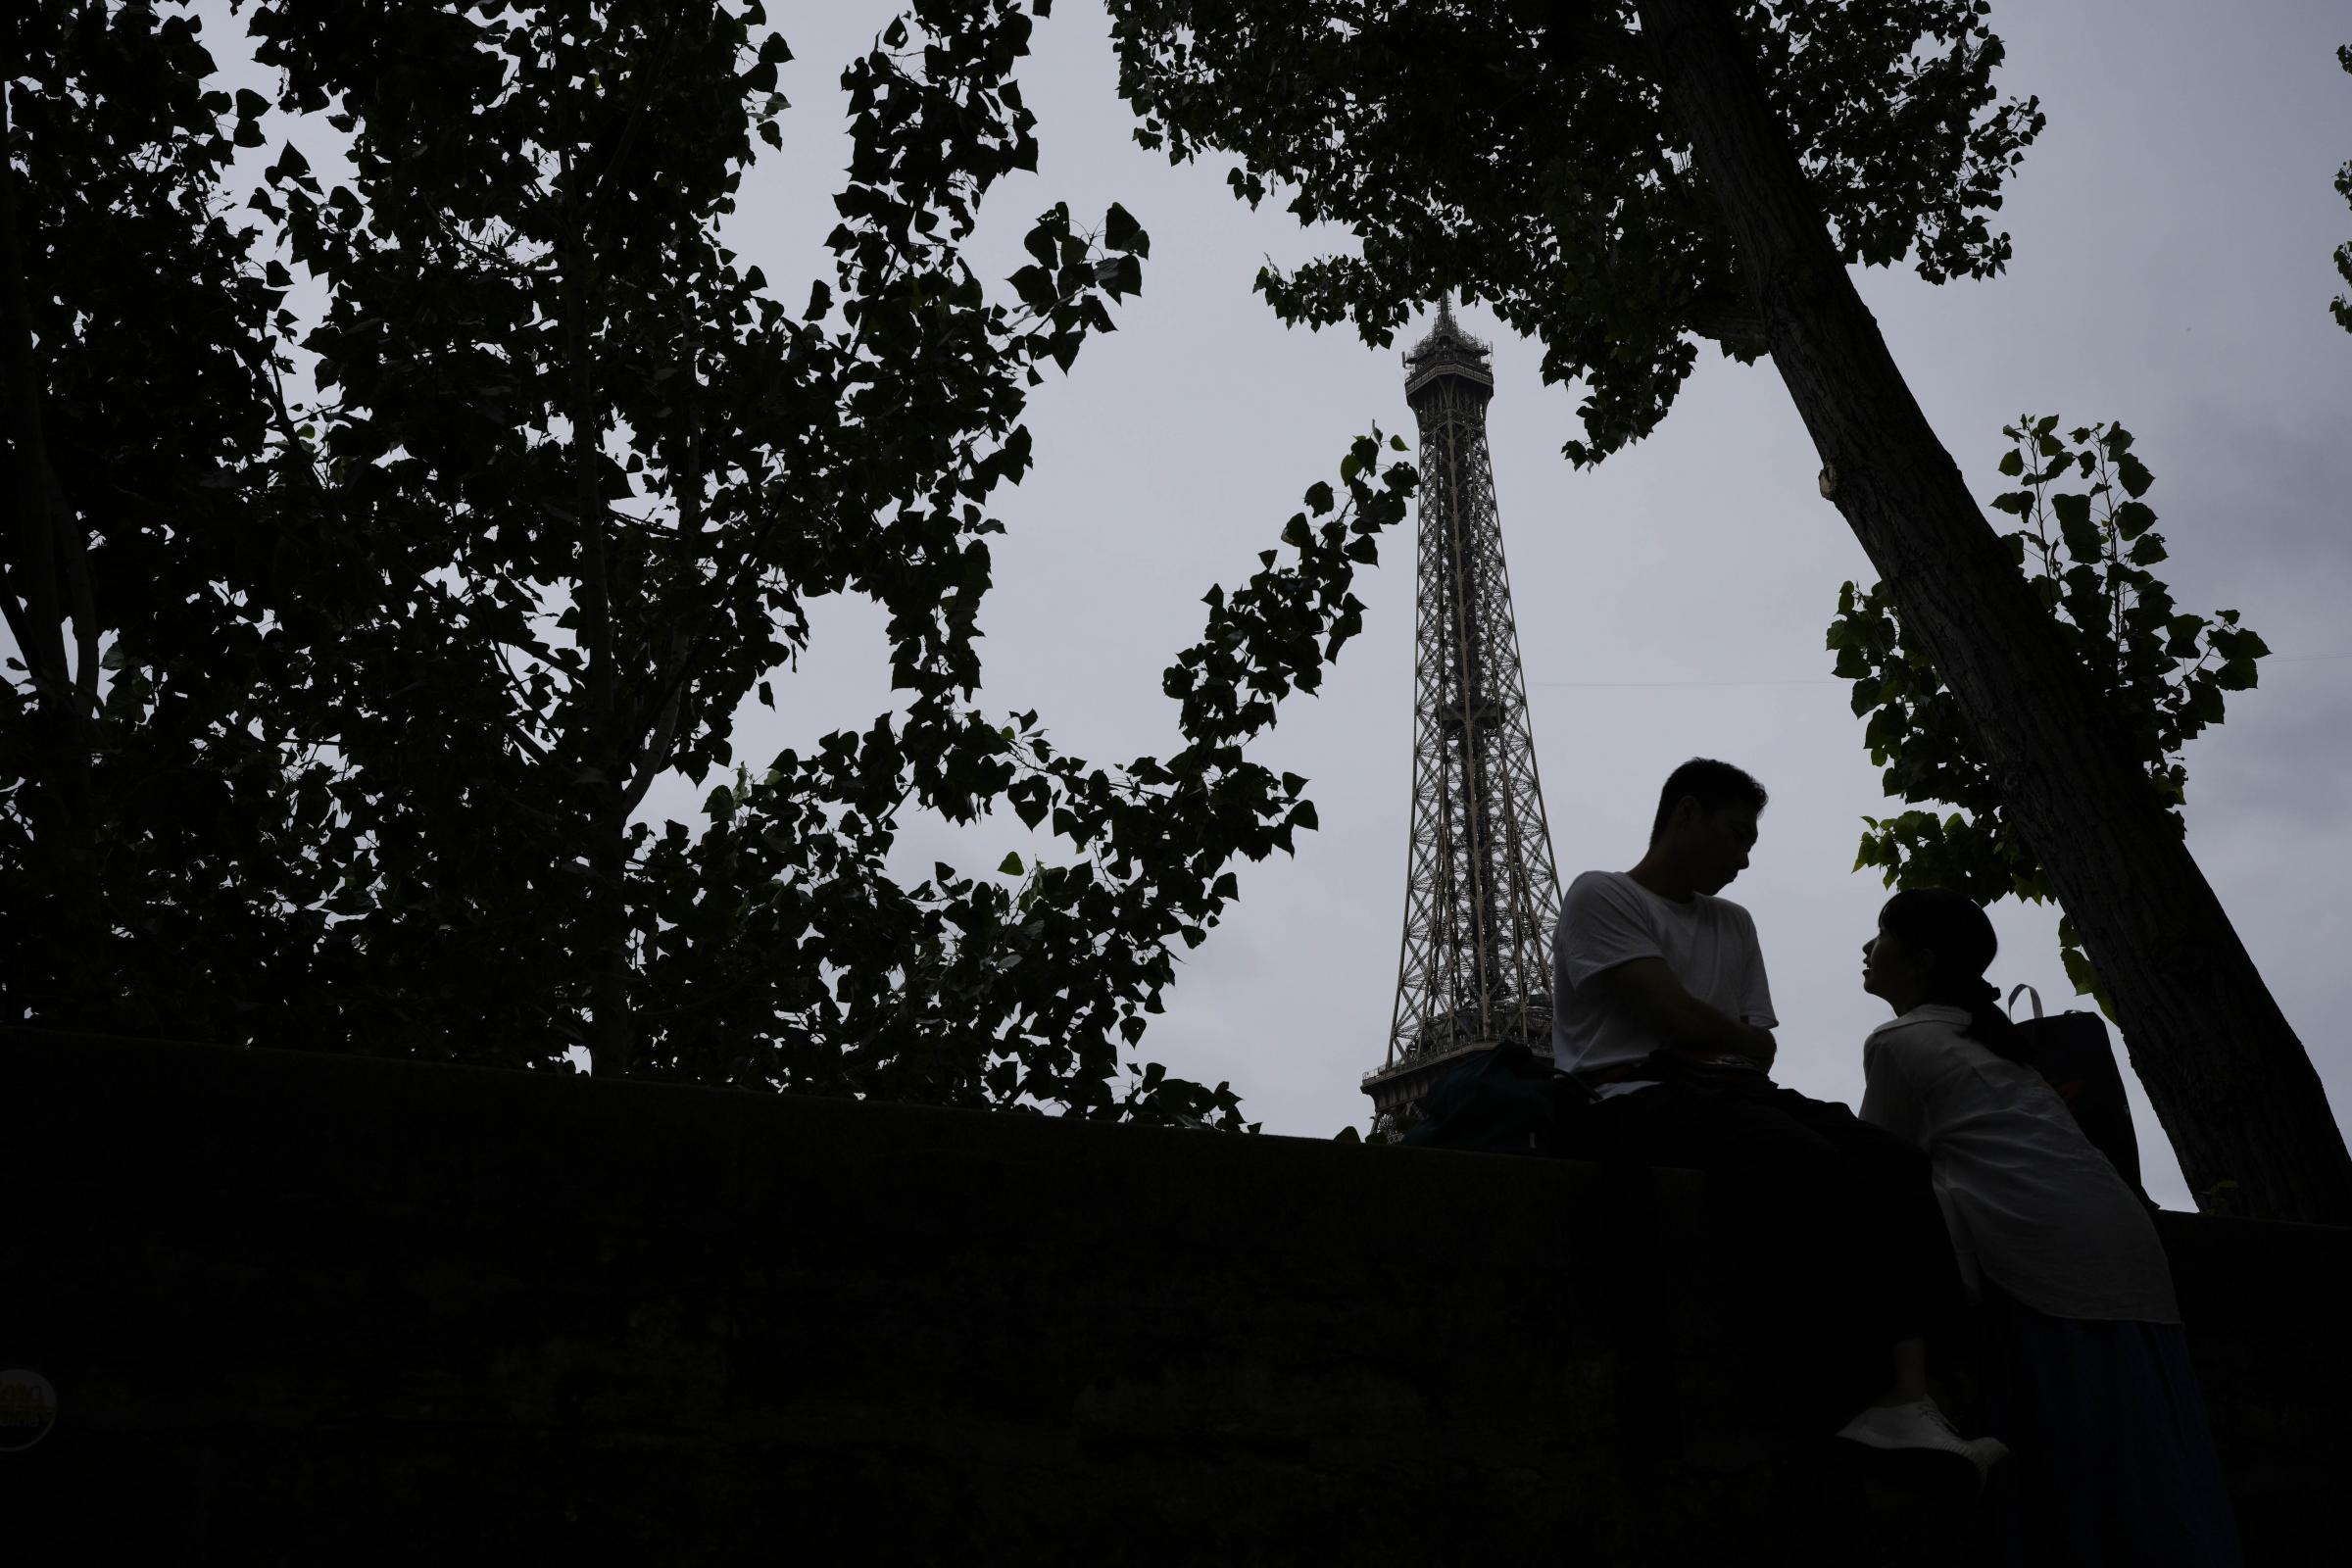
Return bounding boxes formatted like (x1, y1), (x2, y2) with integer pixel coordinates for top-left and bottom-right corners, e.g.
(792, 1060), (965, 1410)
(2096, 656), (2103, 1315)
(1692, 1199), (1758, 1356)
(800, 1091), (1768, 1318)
(1553, 759), (2002, 1470)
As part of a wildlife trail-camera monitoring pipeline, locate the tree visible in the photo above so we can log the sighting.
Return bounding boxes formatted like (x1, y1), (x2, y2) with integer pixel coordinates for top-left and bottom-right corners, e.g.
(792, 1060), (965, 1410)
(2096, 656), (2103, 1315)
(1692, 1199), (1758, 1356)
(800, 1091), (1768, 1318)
(4, 0), (1416, 1128)
(1105, 0), (2352, 1218)
(1829, 418), (2268, 1030)
(1, 0), (339, 1042)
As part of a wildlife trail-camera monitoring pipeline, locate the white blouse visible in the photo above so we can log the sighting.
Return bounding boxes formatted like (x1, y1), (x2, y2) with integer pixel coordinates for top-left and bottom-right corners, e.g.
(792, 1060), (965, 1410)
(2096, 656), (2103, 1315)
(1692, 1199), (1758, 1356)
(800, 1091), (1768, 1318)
(1859, 1004), (2179, 1325)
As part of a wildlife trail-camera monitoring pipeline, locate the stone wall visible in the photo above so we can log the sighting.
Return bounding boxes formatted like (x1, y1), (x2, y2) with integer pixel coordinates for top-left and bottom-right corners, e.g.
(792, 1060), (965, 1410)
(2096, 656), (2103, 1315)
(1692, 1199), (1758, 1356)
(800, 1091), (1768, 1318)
(6, 1028), (2345, 1562)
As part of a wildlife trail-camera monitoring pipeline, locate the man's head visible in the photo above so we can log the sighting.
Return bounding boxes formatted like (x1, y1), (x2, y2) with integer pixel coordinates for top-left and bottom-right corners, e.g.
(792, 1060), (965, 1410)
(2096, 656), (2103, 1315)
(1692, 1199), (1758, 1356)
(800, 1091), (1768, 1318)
(1648, 759), (1767, 894)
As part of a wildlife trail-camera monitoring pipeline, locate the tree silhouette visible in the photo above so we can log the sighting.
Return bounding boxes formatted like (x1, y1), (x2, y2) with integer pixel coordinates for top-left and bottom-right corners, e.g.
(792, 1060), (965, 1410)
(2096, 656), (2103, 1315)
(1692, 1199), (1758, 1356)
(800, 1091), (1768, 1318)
(2, 1), (1413, 1128)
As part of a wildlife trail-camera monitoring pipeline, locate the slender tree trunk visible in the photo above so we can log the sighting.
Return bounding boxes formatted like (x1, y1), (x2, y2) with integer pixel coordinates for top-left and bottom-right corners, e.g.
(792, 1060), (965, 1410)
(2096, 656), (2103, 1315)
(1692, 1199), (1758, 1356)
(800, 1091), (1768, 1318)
(1637, 0), (2352, 1221)
(619, 280), (704, 824)
(561, 167), (633, 1081)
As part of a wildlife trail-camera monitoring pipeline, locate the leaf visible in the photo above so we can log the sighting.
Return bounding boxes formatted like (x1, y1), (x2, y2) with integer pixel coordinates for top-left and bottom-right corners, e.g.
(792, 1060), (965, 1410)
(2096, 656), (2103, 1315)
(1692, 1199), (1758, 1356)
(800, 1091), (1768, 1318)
(2059, 931), (2117, 1022)
(999, 852), (1024, 875)
(2116, 452), (2155, 499)
(2051, 492), (2101, 563)
(1098, 254), (1143, 297)
(1103, 200), (1149, 257)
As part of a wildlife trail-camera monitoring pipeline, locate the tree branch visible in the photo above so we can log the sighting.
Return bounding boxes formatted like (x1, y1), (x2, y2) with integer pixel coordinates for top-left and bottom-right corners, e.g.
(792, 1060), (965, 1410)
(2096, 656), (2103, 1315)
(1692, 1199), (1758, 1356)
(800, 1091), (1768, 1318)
(1688, 302), (1769, 358)
(620, 264), (707, 820)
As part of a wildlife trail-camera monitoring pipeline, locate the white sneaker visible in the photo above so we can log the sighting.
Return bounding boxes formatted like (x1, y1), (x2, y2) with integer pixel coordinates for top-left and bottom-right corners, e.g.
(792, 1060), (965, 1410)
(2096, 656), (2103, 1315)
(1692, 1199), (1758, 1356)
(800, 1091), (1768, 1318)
(1835, 1398), (2011, 1476)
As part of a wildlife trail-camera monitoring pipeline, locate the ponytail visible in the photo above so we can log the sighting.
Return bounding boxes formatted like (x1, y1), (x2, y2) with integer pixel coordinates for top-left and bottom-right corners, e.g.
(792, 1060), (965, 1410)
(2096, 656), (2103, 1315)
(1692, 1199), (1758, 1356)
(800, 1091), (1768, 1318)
(1945, 974), (2031, 1064)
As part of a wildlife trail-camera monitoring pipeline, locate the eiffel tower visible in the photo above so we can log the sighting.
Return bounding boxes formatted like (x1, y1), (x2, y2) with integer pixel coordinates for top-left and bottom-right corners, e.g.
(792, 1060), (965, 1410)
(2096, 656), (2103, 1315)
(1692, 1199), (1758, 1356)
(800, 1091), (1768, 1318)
(1363, 302), (1563, 1130)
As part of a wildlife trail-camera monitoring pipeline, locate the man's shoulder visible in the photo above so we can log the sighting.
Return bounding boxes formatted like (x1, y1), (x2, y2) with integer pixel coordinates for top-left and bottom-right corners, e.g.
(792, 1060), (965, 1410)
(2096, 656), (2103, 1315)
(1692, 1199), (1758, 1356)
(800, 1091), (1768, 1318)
(1556, 871), (1664, 963)
(1563, 869), (1652, 918)
(1693, 890), (1757, 930)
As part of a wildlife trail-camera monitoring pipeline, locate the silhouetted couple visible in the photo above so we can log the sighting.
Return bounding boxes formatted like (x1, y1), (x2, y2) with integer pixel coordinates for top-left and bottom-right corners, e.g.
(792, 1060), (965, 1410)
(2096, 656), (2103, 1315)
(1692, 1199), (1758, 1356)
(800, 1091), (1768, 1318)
(1553, 759), (2239, 1566)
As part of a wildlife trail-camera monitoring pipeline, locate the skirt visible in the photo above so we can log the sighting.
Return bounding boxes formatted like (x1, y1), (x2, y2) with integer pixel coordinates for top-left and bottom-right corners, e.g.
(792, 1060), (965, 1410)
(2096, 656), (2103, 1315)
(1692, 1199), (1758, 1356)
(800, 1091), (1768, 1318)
(1979, 1288), (2242, 1567)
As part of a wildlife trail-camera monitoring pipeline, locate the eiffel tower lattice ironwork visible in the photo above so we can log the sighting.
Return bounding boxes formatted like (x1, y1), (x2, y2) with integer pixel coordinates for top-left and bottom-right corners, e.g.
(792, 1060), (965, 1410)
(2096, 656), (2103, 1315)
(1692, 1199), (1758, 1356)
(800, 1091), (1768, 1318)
(1363, 302), (1563, 1129)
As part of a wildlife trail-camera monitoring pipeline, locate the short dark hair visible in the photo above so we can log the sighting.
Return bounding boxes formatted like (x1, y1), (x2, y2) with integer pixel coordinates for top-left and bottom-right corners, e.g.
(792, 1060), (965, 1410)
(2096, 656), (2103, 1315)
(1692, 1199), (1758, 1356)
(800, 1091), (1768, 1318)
(1649, 759), (1768, 846)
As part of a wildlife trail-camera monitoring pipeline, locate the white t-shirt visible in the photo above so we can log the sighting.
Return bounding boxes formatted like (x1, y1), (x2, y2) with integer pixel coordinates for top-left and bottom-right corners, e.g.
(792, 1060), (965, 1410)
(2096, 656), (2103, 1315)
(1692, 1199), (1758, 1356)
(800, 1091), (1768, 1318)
(1860, 1004), (2179, 1324)
(1549, 869), (1777, 1082)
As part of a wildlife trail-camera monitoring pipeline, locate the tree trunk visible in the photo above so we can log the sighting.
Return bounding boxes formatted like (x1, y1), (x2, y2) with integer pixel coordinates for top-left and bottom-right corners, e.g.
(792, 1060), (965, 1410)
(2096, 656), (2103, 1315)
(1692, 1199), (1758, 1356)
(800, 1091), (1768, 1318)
(1637, 0), (2352, 1221)
(561, 159), (633, 1082)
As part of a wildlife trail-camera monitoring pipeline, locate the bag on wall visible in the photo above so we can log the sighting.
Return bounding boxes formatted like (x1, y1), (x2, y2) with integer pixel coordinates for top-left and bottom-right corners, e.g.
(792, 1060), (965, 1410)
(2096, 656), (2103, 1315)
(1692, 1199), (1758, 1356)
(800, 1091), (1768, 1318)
(1397, 1042), (1577, 1156)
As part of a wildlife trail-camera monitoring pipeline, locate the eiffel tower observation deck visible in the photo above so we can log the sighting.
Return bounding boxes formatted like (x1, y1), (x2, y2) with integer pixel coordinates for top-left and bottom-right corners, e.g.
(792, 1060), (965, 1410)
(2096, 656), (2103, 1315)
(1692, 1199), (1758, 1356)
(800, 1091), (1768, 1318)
(1364, 302), (1563, 1130)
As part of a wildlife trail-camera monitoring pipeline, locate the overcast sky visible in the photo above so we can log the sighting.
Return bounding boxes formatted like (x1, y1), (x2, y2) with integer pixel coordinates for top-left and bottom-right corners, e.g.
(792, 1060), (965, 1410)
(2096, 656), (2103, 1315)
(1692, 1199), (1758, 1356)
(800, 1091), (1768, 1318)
(150, 2), (2352, 1208)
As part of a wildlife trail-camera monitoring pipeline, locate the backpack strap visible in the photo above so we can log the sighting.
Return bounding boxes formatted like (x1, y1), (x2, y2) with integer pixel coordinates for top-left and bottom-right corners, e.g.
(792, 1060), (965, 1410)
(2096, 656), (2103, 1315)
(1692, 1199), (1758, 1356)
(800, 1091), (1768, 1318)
(2005, 983), (2044, 1022)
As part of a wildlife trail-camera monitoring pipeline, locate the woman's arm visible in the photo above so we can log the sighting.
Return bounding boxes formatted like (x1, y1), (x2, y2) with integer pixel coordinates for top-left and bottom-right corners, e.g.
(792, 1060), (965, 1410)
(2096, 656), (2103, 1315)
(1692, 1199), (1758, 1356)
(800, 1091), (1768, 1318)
(1859, 1026), (1935, 1150)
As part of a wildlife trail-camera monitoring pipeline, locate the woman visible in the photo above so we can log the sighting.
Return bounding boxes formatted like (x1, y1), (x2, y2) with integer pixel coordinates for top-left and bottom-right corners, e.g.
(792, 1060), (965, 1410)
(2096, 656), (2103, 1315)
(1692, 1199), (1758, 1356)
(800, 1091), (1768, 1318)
(1857, 887), (2239, 1567)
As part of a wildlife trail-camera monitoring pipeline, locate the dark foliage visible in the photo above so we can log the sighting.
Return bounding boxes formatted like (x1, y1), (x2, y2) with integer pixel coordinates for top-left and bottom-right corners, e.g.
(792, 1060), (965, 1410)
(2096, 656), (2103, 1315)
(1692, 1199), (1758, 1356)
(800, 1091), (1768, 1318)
(1106, 0), (2041, 462)
(1, 0), (1414, 1127)
(1830, 419), (2267, 1011)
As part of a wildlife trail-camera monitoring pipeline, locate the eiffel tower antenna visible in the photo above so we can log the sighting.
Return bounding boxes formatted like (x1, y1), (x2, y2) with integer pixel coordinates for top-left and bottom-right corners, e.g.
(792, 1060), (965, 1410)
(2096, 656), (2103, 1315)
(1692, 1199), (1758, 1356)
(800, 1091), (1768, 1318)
(1363, 298), (1563, 1128)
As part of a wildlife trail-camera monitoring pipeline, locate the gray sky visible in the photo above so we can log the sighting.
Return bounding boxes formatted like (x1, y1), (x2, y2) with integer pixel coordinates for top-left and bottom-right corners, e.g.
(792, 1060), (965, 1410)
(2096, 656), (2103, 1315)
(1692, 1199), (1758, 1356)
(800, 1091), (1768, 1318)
(141, 2), (2352, 1208)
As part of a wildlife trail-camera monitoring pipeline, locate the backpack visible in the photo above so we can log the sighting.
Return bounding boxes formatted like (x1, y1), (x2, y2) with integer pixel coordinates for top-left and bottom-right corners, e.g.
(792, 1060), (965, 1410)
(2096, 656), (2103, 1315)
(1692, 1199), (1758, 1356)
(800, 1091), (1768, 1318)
(1396, 1041), (1588, 1155)
(2006, 985), (2154, 1207)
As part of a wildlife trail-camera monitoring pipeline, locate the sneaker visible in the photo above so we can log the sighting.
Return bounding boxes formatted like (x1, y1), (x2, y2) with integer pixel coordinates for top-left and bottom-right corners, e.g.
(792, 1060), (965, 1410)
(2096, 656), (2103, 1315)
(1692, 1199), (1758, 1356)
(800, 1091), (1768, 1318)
(1836, 1398), (2010, 1477)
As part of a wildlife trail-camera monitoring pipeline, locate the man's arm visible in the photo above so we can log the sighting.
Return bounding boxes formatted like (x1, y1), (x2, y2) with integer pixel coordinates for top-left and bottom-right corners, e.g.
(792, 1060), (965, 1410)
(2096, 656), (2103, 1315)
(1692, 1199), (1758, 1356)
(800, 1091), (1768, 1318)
(1603, 957), (1777, 1068)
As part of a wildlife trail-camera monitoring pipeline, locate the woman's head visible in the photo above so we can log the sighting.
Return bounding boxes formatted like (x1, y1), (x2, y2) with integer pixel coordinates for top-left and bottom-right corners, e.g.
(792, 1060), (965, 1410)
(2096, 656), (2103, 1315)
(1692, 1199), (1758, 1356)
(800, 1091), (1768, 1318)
(1862, 887), (2000, 1014)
